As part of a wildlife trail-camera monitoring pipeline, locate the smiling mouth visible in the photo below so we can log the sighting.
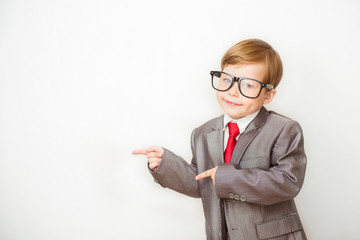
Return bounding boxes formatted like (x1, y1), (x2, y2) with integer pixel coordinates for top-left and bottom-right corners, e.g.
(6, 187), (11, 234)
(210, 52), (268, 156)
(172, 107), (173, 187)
(224, 100), (241, 107)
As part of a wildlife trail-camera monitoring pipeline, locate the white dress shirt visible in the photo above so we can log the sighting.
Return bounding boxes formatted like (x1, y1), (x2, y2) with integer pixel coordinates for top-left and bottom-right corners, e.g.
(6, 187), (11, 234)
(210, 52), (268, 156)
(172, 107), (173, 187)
(223, 110), (260, 150)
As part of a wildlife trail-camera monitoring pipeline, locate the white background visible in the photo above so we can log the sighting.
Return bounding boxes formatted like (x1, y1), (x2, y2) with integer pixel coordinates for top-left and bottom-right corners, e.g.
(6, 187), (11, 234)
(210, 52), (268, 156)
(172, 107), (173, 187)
(1, 0), (360, 239)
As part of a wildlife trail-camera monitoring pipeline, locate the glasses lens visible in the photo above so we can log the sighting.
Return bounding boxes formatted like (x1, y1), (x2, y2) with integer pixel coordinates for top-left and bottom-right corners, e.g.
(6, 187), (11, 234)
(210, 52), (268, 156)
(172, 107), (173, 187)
(239, 79), (262, 98)
(212, 72), (232, 91)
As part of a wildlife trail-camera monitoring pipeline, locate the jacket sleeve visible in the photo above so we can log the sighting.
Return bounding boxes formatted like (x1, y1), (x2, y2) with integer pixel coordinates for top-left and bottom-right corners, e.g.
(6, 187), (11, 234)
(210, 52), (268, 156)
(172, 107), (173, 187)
(150, 130), (200, 198)
(214, 120), (307, 205)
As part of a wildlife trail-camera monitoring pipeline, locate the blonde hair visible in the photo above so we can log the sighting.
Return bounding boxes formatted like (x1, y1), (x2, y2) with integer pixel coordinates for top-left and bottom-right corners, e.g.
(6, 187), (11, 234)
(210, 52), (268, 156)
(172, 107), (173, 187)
(221, 39), (283, 88)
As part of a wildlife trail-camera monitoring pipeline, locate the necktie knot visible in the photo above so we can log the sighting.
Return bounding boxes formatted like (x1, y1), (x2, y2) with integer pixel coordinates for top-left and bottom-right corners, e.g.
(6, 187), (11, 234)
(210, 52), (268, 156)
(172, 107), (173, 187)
(228, 122), (239, 137)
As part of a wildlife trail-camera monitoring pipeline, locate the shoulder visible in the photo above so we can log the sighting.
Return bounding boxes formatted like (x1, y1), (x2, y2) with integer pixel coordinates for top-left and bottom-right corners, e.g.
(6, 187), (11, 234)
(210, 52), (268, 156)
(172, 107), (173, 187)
(267, 111), (299, 124)
(266, 110), (303, 134)
(191, 115), (223, 137)
(197, 115), (223, 130)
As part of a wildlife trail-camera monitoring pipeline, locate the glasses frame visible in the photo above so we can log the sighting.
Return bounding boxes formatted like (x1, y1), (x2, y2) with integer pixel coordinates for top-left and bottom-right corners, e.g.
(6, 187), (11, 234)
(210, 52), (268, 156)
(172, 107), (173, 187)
(210, 71), (274, 99)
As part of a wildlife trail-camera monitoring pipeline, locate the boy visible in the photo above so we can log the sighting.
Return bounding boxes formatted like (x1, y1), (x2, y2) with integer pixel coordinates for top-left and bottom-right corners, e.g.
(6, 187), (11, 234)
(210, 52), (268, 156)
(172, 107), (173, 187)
(133, 39), (307, 240)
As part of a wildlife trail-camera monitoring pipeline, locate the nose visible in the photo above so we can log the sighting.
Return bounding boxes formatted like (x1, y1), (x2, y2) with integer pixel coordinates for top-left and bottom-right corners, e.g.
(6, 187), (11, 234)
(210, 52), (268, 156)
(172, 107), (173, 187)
(227, 82), (240, 97)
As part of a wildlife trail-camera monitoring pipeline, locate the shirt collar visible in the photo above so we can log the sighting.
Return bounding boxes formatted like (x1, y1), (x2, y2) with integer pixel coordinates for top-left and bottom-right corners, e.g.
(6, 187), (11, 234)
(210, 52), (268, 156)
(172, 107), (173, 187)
(223, 109), (261, 134)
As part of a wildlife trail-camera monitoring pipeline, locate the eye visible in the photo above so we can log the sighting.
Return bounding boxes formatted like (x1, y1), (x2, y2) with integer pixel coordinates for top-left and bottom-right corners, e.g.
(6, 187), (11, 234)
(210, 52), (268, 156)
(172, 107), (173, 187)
(220, 77), (232, 84)
(242, 81), (254, 88)
(224, 78), (232, 84)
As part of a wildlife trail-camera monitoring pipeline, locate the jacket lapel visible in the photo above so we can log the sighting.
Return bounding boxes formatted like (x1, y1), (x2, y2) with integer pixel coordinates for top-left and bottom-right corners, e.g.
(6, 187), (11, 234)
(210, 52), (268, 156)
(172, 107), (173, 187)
(231, 107), (270, 165)
(231, 130), (259, 165)
(207, 116), (224, 167)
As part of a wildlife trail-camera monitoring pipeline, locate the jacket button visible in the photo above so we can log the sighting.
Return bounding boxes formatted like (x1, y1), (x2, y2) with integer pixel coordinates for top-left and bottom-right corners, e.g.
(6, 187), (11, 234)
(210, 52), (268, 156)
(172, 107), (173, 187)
(240, 195), (247, 202)
(228, 192), (234, 199)
(234, 194), (240, 201)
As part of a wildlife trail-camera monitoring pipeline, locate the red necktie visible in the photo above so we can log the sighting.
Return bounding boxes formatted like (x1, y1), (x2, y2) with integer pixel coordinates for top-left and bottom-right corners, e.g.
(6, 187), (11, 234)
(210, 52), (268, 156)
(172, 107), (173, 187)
(224, 122), (239, 163)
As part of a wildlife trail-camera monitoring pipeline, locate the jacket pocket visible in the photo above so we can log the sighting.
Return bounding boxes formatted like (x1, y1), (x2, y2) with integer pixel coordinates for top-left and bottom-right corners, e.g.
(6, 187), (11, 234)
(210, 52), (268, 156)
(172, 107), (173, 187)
(255, 213), (303, 239)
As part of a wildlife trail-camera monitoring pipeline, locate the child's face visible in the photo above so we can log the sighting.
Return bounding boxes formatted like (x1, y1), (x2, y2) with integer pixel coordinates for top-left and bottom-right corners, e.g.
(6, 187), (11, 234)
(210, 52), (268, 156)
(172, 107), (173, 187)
(216, 63), (276, 119)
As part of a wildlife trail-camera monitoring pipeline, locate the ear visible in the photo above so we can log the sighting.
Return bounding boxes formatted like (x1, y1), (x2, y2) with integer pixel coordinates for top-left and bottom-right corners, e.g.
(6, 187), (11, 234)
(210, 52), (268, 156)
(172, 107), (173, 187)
(263, 89), (277, 105)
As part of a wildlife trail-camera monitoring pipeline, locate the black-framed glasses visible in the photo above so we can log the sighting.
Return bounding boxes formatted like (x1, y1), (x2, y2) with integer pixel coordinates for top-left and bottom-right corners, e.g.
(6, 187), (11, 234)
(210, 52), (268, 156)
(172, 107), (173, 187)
(210, 71), (274, 99)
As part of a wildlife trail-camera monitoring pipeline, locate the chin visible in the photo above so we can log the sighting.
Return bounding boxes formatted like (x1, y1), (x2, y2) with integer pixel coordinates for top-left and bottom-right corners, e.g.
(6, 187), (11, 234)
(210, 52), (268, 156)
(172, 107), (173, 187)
(221, 105), (241, 117)
(225, 110), (244, 119)
(230, 114), (244, 119)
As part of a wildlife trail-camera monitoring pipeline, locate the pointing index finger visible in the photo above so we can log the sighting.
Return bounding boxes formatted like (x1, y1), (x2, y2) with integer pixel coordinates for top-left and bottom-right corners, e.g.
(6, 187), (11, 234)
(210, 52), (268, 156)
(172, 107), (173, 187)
(195, 169), (211, 181)
(132, 149), (148, 155)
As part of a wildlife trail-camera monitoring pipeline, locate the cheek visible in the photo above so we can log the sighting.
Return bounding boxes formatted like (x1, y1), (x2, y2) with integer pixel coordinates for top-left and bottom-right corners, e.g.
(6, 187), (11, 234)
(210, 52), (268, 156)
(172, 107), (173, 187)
(241, 98), (262, 109)
(216, 91), (222, 100)
(216, 91), (226, 104)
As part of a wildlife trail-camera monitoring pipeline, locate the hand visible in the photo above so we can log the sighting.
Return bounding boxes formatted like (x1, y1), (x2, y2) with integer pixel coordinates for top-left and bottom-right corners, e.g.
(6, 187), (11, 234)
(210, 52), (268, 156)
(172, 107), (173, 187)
(132, 146), (164, 171)
(195, 166), (218, 185)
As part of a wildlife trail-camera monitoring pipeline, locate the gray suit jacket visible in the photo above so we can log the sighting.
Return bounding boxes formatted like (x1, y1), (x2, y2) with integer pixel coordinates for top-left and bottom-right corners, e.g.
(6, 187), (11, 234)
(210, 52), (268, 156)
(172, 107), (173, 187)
(151, 107), (307, 240)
